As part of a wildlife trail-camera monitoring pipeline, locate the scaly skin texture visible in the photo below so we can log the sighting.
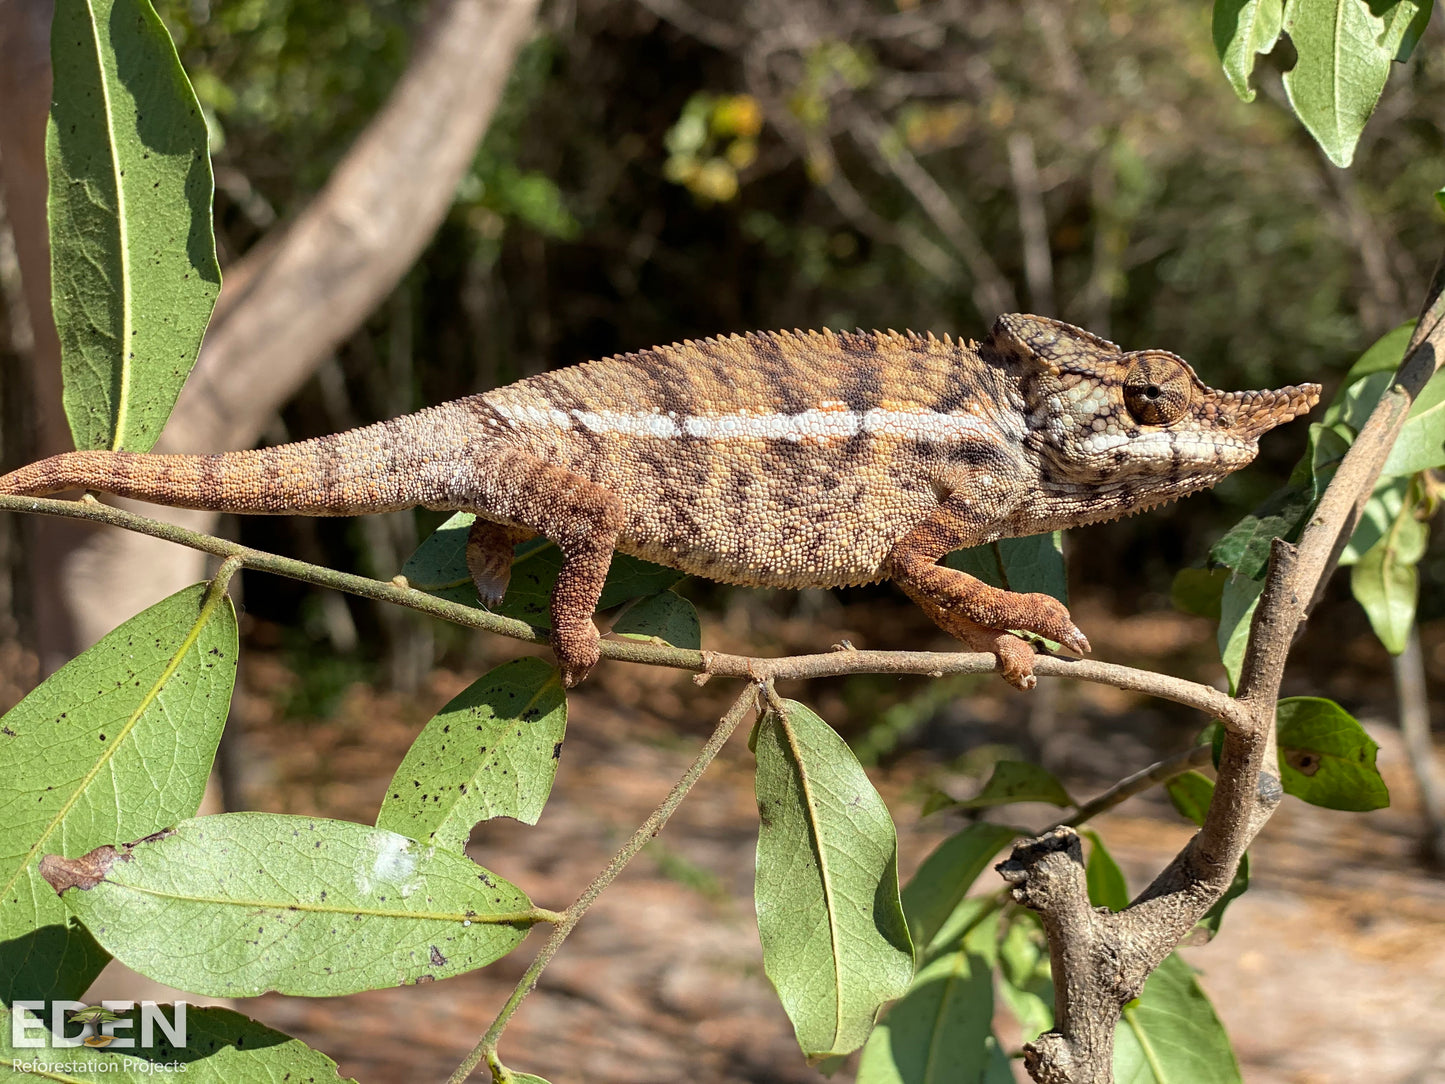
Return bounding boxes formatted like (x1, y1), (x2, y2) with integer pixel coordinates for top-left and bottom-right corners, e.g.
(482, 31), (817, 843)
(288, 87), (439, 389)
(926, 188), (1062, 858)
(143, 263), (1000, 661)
(0, 315), (1320, 688)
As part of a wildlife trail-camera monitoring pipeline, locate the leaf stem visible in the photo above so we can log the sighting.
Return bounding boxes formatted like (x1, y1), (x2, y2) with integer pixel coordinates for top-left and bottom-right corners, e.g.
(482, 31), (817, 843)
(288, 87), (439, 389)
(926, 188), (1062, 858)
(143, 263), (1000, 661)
(445, 684), (761, 1084)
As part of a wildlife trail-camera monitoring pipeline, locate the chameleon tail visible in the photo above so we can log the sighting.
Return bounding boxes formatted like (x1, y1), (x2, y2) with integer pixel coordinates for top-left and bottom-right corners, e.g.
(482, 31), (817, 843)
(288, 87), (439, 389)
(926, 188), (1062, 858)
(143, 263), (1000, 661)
(0, 406), (478, 516)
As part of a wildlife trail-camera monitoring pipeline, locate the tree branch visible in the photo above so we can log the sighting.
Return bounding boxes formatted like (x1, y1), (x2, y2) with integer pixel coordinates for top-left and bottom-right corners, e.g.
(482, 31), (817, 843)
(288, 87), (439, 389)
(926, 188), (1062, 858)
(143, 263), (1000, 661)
(1008, 131), (1056, 314)
(1002, 252), (1445, 1084)
(1395, 626), (1445, 864)
(848, 109), (1017, 316)
(998, 829), (1123, 1083)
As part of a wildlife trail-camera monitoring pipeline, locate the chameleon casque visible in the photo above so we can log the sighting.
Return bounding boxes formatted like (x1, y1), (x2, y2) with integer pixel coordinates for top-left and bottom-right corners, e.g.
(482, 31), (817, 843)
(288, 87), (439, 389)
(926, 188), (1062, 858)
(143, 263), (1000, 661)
(0, 314), (1319, 689)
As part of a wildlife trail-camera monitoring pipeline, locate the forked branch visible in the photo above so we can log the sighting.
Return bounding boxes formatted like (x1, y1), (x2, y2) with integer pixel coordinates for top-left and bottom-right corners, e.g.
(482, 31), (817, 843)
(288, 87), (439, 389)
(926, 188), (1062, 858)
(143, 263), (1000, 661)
(1001, 252), (1445, 1084)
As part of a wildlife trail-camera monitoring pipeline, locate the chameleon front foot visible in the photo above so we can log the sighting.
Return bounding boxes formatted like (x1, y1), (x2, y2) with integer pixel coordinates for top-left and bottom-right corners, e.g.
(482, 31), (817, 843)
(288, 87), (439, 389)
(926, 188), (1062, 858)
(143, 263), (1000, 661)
(907, 596), (1083, 690)
(892, 563), (1089, 690)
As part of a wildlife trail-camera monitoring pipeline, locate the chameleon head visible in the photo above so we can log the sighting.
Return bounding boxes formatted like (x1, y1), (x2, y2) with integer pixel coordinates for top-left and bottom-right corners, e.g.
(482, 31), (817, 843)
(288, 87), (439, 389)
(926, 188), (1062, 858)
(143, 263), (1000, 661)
(987, 313), (1321, 527)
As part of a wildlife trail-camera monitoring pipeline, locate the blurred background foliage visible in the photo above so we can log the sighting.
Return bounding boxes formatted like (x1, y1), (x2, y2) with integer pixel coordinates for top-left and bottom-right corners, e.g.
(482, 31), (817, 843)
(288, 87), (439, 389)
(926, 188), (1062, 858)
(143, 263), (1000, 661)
(150, 0), (1445, 686)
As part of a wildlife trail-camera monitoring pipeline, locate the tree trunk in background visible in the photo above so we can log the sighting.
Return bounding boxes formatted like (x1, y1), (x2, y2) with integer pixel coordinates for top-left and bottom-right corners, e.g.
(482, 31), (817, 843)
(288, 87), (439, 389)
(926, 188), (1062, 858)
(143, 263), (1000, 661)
(0, 0), (83, 668)
(0, 0), (543, 669)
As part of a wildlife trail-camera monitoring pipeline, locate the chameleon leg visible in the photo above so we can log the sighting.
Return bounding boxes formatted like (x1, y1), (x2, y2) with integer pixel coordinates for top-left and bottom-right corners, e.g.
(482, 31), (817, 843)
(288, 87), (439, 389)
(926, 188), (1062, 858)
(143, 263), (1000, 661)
(465, 519), (535, 606)
(885, 502), (1090, 690)
(464, 449), (626, 686)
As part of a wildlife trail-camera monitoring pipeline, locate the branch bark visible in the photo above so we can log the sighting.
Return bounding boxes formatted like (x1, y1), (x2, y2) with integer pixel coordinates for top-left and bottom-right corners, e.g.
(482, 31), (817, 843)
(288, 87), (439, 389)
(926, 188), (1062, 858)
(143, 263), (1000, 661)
(2, 0), (541, 663)
(1001, 254), (1445, 1084)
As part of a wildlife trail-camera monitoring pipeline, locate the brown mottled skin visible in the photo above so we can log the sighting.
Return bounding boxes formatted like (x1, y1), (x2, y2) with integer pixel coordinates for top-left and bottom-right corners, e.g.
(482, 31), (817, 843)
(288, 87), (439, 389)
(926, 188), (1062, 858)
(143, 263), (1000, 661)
(0, 315), (1319, 688)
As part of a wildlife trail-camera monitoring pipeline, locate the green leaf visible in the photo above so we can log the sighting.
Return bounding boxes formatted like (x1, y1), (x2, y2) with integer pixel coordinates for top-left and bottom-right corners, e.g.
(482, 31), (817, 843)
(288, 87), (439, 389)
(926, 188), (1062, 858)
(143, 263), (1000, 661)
(1170, 567), (1228, 621)
(1350, 478), (1428, 653)
(1339, 475), (1411, 565)
(1114, 953), (1243, 1083)
(1210, 424), (1347, 580)
(1323, 321), (1415, 426)
(494, 1069), (549, 1084)
(754, 699), (914, 1060)
(1083, 830), (1130, 912)
(1276, 697), (1389, 810)
(376, 659), (567, 848)
(1280, 0), (1417, 169)
(612, 590), (702, 649)
(1200, 853), (1250, 938)
(1165, 771), (1216, 826)
(400, 514), (685, 624)
(900, 823), (1019, 952)
(1382, 0), (1433, 62)
(947, 532), (1066, 603)
(1164, 773), (1249, 935)
(949, 760), (1073, 811)
(997, 912), (1053, 1042)
(856, 902), (1011, 1084)
(47, 0), (221, 452)
(1323, 319), (1445, 482)
(1213, 0), (1284, 101)
(1217, 575), (1262, 692)
(1330, 371), (1394, 436)
(1380, 365), (1445, 478)
(1207, 721), (1226, 770)
(47, 813), (541, 997)
(0, 580), (236, 1004)
(1, 1004), (358, 1081)
(399, 512), (481, 603)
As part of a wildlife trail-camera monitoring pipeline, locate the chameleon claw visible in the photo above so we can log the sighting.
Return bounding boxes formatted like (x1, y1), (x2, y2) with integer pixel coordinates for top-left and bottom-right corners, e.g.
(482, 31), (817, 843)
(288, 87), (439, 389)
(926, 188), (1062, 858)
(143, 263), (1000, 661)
(1059, 626), (1091, 656)
(552, 629), (601, 688)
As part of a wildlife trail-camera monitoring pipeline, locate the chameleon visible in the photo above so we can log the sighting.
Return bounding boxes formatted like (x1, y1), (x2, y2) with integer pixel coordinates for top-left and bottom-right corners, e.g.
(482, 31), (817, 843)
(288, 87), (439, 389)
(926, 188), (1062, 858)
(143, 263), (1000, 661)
(0, 314), (1318, 689)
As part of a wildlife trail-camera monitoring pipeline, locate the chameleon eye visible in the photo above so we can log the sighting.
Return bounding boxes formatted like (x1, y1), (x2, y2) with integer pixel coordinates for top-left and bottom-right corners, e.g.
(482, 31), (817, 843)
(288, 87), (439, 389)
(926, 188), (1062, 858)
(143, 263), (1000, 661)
(1123, 355), (1192, 425)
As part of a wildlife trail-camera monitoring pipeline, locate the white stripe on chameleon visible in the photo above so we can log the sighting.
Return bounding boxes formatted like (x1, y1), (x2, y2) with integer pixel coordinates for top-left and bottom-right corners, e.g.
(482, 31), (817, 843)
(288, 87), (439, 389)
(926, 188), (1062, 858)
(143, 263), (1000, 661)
(494, 403), (574, 430)
(684, 409), (860, 441)
(494, 403), (996, 443)
(684, 408), (995, 443)
(574, 409), (682, 438)
(1080, 431), (1245, 460)
(862, 409), (993, 442)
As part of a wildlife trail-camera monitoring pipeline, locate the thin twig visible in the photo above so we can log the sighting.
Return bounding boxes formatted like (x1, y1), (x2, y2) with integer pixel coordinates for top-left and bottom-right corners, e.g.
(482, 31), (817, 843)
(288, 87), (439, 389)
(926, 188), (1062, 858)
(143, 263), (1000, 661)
(446, 684), (761, 1084)
(1063, 745), (1212, 829)
(848, 110), (1017, 316)
(1008, 131), (1055, 315)
(631, 0), (745, 49)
